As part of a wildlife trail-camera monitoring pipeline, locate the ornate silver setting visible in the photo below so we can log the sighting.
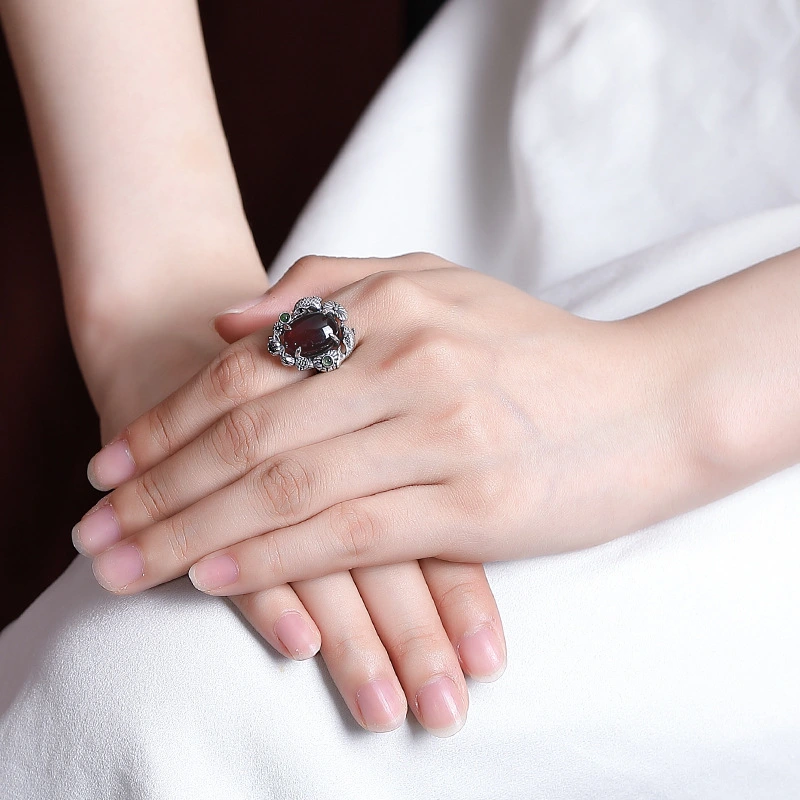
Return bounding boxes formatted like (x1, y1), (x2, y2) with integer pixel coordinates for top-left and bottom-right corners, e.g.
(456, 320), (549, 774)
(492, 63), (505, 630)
(267, 296), (356, 372)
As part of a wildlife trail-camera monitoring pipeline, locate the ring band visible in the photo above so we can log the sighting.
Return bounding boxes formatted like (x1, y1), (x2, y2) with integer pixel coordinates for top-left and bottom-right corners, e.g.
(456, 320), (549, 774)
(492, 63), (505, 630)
(267, 296), (356, 372)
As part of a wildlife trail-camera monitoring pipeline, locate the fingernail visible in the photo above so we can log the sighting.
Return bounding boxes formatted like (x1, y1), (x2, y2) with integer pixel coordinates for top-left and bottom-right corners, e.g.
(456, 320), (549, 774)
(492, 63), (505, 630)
(356, 679), (405, 733)
(274, 611), (320, 660)
(92, 544), (144, 592)
(188, 555), (239, 592)
(457, 626), (506, 682)
(217, 293), (266, 316)
(415, 676), (465, 737)
(87, 439), (135, 491)
(72, 500), (121, 556)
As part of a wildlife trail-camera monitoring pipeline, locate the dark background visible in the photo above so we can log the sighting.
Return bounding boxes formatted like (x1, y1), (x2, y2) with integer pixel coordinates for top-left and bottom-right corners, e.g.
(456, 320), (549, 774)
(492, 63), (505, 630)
(0, 0), (445, 631)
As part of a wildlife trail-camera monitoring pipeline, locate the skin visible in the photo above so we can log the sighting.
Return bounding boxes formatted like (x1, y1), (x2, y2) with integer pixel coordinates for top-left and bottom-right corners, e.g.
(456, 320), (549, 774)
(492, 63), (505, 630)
(79, 247), (800, 593)
(2, 0), (506, 736)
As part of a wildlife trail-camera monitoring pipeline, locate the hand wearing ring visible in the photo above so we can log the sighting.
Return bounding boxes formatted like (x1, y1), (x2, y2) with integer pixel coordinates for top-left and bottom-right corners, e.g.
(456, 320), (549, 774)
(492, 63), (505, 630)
(77, 250), (682, 588)
(73, 255), (517, 737)
(77, 251), (679, 587)
(74, 252), (684, 709)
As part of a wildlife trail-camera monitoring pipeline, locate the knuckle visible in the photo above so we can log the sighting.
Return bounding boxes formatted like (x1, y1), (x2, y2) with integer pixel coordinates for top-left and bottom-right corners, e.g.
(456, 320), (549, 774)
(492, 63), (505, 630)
(401, 250), (437, 264)
(358, 270), (426, 310)
(454, 472), (507, 525)
(210, 405), (266, 470)
(263, 534), (287, 580)
(134, 469), (172, 521)
(291, 254), (327, 277)
(164, 515), (194, 565)
(148, 403), (180, 457)
(329, 630), (381, 665)
(386, 621), (446, 661)
(415, 330), (468, 375)
(432, 575), (485, 620)
(387, 329), (466, 382)
(480, 471), (508, 507)
(206, 342), (260, 406)
(328, 502), (381, 561)
(396, 251), (453, 271)
(256, 457), (312, 523)
(440, 393), (494, 452)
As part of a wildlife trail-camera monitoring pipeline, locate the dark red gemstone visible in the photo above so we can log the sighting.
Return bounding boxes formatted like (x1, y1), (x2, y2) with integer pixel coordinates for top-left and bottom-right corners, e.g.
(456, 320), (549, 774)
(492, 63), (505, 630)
(282, 312), (342, 357)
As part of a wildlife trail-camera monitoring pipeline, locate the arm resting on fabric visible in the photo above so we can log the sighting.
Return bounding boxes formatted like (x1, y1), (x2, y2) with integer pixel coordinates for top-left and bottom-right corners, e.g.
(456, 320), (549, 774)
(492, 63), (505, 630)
(639, 247), (800, 507)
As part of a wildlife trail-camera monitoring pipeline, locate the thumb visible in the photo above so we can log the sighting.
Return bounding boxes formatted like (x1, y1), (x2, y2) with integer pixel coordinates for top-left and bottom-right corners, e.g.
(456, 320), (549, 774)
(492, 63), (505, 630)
(212, 255), (392, 344)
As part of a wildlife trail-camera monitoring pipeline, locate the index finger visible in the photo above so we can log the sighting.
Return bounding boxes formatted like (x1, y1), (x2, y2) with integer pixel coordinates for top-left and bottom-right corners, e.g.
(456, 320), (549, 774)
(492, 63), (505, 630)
(87, 334), (305, 490)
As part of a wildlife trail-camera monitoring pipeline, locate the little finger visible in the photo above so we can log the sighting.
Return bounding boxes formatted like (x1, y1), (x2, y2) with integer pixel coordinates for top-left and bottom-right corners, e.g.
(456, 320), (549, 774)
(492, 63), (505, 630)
(230, 585), (321, 661)
(420, 559), (506, 682)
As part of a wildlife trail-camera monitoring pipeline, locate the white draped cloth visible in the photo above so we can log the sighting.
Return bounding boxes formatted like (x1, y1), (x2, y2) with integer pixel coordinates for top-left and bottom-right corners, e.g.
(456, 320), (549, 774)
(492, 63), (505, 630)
(2, 1), (800, 796)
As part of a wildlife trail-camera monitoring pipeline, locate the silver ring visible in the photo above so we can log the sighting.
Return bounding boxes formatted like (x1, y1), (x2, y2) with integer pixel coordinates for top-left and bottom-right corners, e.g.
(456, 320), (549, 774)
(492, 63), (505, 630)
(267, 296), (356, 372)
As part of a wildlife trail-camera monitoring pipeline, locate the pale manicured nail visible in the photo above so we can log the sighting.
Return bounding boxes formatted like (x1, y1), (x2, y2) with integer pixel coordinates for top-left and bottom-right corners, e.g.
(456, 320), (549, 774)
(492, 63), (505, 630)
(356, 679), (405, 733)
(72, 501), (121, 556)
(457, 626), (506, 682)
(273, 611), (320, 660)
(217, 294), (266, 315)
(188, 555), (239, 592)
(92, 544), (144, 592)
(415, 676), (465, 737)
(87, 439), (135, 491)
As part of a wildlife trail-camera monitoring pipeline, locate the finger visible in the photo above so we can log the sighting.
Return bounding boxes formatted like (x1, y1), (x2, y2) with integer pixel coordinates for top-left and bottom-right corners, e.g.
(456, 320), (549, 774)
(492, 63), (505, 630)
(85, 260), (454, 492)
(353, 562), (469, 737)
(90, 428), (447, 594)
(214, 256), (374, 344)
(84, 267), (397, 490)
(291, 571), (407, 733)
(187, 486), (448, 596)
(420, 560), (506, 682)
(79, 359), (396, 543)
(213, 253), (444, 344)
(230, 585), (321, 661)
(86, 335), (305, 490)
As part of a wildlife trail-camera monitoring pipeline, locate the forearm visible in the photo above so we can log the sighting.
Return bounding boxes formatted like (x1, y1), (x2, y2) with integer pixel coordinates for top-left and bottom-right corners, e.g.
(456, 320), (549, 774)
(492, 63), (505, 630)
(644, 246), (800, 504)
(1, 0), (267, 411)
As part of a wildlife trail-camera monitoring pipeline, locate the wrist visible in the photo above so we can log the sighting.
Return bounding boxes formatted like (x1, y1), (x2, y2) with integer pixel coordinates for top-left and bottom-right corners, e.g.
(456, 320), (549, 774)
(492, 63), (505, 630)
(626, 292), (758, 520)
(643, 251), (800, 501)
(93, 330), (224, 443)
(71, 237), (268, 438)
(582, 314), (711, 538)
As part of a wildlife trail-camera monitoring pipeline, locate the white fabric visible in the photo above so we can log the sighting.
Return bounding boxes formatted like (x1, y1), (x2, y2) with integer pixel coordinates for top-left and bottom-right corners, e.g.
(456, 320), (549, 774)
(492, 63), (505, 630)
(3, 0), (800, 796)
